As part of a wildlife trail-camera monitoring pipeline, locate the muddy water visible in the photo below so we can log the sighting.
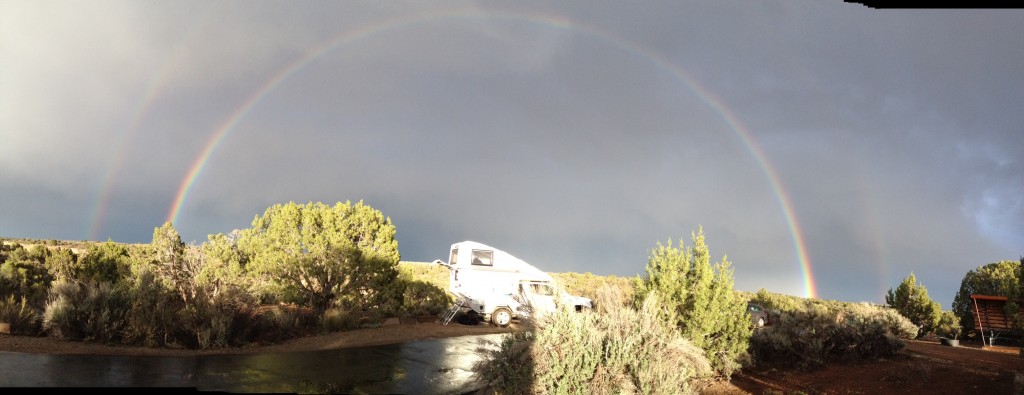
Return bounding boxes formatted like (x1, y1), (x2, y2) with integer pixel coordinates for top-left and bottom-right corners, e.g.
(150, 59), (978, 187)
(0, 333), (506, 393)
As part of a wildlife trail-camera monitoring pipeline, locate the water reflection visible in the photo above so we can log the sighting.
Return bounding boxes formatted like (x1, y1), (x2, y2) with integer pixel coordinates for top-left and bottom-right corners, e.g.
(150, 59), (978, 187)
(1, 333), (505, 394)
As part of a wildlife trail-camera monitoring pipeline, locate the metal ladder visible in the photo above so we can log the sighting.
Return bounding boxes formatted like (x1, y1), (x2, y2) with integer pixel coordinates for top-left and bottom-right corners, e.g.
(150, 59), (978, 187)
(441, 294), (467, 325)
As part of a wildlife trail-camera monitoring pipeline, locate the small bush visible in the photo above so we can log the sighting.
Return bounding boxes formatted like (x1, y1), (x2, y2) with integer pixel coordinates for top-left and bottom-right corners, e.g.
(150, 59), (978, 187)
(247, 304), (318, 344)
(0, 295), (42, 335)
(122, 268), (181, 347)
(475, 286), (712, 394)
(398, 279), (452, 317)
(475, 330), (536, 393)
(42, 279), (130, 342)
(0, 246), (54, 309)
(181, 286), (259, 349)
(396, 261), (449, 290)
(318, 307), (363, 334)
(748, 301), (916, 370)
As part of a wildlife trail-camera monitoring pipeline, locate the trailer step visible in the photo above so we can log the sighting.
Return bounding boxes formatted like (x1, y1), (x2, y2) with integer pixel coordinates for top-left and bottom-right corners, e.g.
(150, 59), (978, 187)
(441, 295), (467, 325)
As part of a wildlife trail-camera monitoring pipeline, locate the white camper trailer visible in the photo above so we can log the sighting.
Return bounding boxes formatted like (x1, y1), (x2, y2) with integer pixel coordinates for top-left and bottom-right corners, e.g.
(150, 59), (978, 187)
(435, 241), (592, 327)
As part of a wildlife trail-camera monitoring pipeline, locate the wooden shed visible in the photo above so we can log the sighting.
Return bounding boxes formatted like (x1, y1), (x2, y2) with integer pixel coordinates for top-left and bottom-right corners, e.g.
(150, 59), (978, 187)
(970, 294), (1022, 346)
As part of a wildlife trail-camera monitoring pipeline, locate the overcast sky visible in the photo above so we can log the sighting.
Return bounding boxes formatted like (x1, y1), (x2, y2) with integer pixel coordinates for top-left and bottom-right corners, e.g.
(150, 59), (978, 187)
(2, 1), (1021, 309)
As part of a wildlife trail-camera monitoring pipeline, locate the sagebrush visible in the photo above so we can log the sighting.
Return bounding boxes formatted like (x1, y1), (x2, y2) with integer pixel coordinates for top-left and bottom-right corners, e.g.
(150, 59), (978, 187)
(474, 285), (712, 394)
(748, 291), (917, 370)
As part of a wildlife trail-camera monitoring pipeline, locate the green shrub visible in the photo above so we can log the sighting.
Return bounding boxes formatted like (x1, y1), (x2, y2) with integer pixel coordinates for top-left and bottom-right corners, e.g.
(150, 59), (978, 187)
(0, 244), (54, 309)
(952, 260), (1019, 337)
(474, 286), (712, 394)
(318, 307), (362, 333)
(74, 241), (131, 284)
(42, 279), (130, 342)
(0, 295), (41, 335)
(247, 304), (317, 343)
(475, 330), (536, 394)
(885, 272), (941, 337)
(633, 229), (752, 377)
(122, 268), (181, 347)
(397, 261), (449, 289)
(748, 301), (916, 370)
(238, 201), (400, 315)
(746, 288), (810, 314)
(180, 286), (259, 349)
(397, 278), (452, 317)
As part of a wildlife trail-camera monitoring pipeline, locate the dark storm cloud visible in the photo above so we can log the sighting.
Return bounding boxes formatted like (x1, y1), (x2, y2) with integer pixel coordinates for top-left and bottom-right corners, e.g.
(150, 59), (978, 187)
(2, 1), (1021, 308)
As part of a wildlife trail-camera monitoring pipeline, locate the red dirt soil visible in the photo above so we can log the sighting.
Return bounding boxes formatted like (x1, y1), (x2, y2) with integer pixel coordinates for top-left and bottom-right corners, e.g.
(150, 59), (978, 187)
(701, 339), (1024, 394)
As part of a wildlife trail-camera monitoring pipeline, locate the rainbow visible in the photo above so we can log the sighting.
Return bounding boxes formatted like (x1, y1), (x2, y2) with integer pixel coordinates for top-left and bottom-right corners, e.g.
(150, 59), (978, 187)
(165, 9), (817, 298)
(87, 19), (209, 242)
(86, 55), (182, 241)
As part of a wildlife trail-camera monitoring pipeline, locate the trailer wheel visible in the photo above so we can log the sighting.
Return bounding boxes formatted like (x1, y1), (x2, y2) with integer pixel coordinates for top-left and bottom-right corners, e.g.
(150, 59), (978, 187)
(491, 307), (513, 327)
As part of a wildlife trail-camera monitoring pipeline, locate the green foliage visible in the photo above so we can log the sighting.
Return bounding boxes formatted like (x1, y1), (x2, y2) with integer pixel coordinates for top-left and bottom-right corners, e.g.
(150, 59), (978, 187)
(238, 201), (400, 314)
(394, 262), (452, 317)
(180, 285), (260, 349)
(633, 228), (752, 377)
(747, 293), (917, 370)
(249, 304), (317, 343)
(0, 295), (41, 335)
(747, 288), (809, 313)
(121, 266), (182, 347)
(399, 279), (452, 317)
(74, 240), (131, 284)
(197, 231), (249, 295)
(42, 247), (77, 282)
(952, 260), (1020, 333)
(397, 261), (449, 290)
(474, 285), (712, 394)
(885, 272), (942, 337)
(42, 279), (131, 342)
(318, 307), (363, 333)
(474, 331), (536, 394)
(0, 244), (54, 309)
(150, 222), (200, 304)
(935, 310), (961, 340)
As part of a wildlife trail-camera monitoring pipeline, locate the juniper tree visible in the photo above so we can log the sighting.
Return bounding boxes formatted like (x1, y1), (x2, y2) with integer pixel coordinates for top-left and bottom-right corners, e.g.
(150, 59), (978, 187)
(951, 260), (1020, 333)
(236, 200), (400, 314)
(633, 227), (751, 377)
(885, 272), (941, 338)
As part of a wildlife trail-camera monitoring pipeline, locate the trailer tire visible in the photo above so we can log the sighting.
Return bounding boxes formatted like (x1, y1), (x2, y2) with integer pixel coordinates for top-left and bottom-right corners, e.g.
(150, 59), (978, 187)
(491, 307), (513, 327)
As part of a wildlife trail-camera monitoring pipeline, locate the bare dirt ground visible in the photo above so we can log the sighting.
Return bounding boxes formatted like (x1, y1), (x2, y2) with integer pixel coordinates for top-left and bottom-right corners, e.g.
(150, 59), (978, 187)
(701, 339), (1024, 395)
(3, 321), (1023, 394)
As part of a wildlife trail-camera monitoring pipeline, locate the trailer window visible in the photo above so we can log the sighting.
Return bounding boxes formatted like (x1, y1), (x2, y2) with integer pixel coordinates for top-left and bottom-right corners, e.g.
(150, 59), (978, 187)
(449, 248), (458, 266)
(530, 283), (555, 296)
(471, 250), (493, 266)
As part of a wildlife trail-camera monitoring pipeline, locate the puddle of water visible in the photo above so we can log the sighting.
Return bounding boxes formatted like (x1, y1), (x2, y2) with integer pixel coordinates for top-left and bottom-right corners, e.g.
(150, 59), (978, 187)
(0, 333), (506, 394)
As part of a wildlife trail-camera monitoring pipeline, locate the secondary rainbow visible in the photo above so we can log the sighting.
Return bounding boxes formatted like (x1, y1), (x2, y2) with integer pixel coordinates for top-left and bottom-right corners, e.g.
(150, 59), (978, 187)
(166, 9), (818, 298)
(87, 19), (212, 242)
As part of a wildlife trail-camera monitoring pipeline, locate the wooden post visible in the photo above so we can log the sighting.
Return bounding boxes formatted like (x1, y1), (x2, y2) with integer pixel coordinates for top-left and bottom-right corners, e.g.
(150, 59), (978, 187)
(1019, 257), (1024, 359)
(972, 296), (987, 347)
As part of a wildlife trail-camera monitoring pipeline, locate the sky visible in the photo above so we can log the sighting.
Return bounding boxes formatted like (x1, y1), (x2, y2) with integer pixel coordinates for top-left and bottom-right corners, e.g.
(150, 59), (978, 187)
(2, 1), (1022, 309)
